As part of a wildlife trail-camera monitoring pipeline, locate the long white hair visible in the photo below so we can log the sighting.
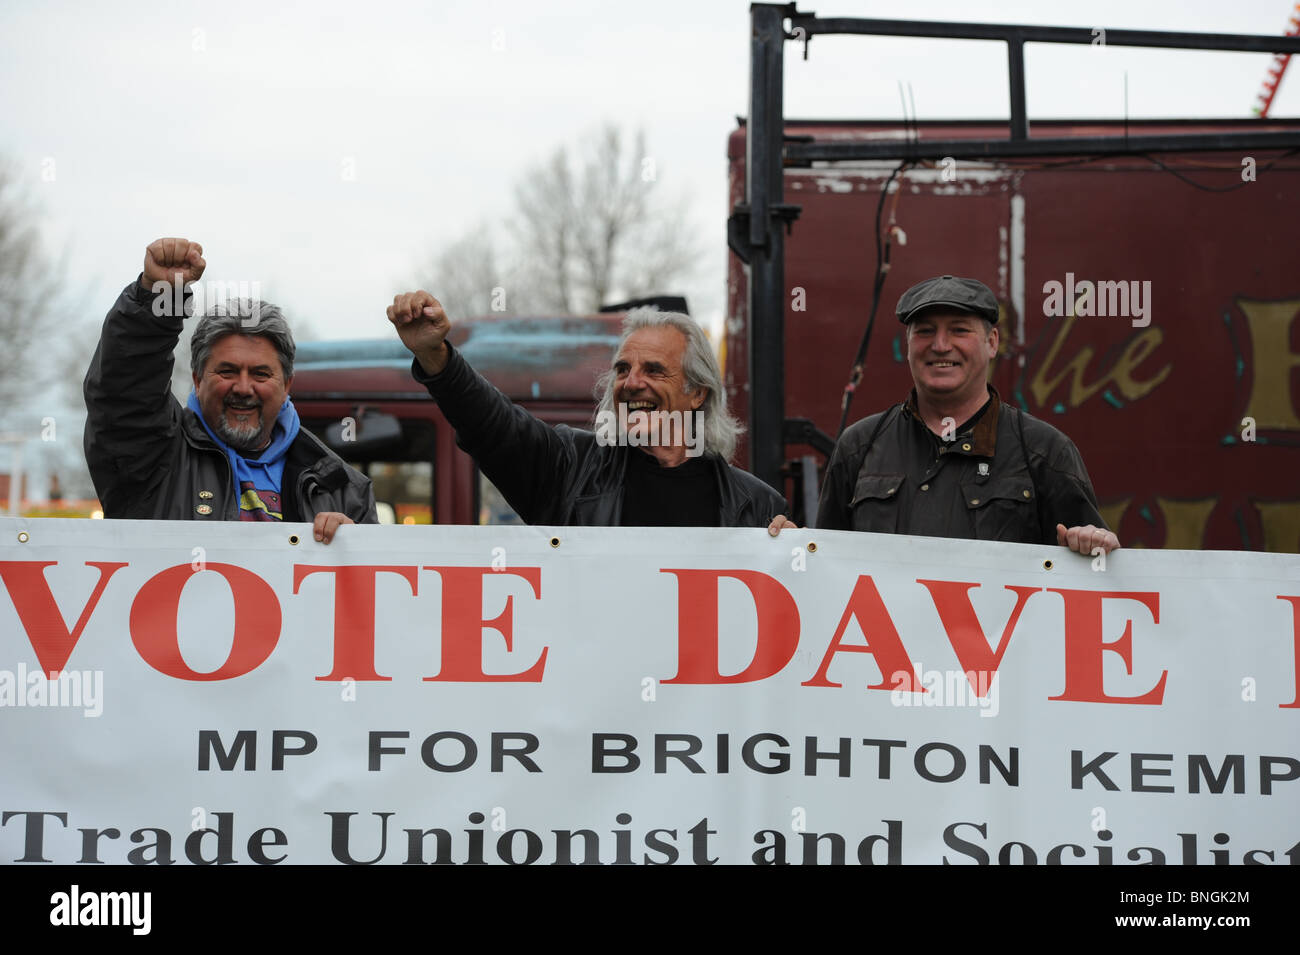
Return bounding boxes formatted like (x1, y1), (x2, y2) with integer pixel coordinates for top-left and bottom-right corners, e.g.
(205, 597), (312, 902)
(593, 307), (743, 461)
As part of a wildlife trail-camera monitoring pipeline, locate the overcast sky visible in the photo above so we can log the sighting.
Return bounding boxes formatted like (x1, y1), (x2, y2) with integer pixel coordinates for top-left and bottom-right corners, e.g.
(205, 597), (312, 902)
(1, 0), (1297, 493)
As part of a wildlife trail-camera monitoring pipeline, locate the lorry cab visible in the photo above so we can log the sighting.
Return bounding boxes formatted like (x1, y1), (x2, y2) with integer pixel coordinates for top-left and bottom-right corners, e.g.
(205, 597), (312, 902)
(290, 314), (625, 525)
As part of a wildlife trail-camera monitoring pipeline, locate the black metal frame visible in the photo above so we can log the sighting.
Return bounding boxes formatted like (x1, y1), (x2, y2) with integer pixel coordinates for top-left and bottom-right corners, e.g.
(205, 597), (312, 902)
(734, 3), (1300, 489)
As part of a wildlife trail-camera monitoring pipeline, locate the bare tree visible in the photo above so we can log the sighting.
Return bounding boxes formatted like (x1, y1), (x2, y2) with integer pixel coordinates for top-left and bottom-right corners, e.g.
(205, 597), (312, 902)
(0, 164), (68, 410)
(418, 223), (512, 317)
(422, 123), (701, 316)
(512, 149), (578, 313)
(0, 161), (101, 503)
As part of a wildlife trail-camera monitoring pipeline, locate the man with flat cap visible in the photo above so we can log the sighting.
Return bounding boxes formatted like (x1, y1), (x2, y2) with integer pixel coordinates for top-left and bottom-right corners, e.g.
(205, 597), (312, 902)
(816, 275), (1119, 555)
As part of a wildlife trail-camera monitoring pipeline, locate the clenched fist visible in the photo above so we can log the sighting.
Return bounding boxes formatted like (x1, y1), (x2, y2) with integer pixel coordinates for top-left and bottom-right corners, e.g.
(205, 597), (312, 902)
(141, 237), (206, 292)
(387, 290), (452, 376)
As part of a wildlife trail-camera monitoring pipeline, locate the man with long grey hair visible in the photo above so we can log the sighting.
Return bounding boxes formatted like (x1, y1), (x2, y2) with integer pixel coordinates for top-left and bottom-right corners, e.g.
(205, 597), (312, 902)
(387, 290), (787, 527)
(592, 308), (742, 464)
(84, 237), (375, 541)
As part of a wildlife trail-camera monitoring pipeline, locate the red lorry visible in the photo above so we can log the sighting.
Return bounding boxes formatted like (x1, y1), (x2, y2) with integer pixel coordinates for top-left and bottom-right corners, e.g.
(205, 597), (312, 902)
(723, 116), (1300, 550)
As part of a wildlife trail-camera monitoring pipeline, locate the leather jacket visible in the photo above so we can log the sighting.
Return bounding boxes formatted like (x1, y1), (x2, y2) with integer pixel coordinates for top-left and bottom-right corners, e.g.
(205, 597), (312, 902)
(411, 344), (787, 527)
(83, 280), (376, 523)
(818, 386), (1107, 542)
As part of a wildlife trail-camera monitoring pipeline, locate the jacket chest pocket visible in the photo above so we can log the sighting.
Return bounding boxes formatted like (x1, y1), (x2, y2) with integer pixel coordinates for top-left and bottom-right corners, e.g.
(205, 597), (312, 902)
(570, 491), (617, 526)
(962, 476), (1038, 543)
(849, 472), (904, 533)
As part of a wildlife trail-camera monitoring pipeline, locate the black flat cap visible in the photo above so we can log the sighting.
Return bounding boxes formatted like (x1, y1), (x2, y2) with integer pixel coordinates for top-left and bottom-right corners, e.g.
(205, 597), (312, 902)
(896, 275), (999, 325)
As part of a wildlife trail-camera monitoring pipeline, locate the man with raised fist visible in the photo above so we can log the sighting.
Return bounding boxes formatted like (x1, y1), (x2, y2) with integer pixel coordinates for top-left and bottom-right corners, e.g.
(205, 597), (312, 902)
(84, 238), (375, 541)
(386, 290), (787, 527)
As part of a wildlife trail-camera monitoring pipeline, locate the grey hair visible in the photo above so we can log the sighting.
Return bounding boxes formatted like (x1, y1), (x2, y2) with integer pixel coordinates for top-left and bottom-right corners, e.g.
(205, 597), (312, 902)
(190, 299), (296, 380)
(594, 307), (743, 461)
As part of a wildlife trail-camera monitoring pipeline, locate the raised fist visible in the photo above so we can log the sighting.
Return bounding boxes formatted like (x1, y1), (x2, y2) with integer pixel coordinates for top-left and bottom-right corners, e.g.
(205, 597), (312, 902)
(387, 290), (451, 375)
(142, 237), (206, 291)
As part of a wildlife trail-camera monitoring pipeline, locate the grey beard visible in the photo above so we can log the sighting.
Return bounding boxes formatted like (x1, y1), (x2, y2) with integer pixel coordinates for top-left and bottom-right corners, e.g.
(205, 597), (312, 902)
(214, 409), (266, 454)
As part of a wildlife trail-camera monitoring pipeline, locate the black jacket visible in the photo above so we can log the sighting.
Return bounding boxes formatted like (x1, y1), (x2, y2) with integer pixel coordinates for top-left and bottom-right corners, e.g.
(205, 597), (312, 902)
(818, 386), (1107, 542)
(412, 344), (787, 527)
(83, 280), (376, 523)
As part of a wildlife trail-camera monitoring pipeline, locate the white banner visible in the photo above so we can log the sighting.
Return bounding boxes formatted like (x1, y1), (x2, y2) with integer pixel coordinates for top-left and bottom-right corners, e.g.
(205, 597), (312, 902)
(1, 518), (1296, 865)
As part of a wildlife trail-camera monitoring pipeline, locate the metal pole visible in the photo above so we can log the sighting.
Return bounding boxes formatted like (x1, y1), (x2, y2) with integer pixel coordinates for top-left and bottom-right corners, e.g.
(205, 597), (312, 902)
(1007, 38), (1027, 140)
(747, 3), (787, 491)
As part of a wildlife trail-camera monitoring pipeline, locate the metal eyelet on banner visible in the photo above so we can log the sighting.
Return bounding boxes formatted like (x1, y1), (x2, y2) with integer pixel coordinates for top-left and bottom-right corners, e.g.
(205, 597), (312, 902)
(1043, 559), (1054, 570)
(550, 536), (561, 548)
(807, 542), (817, 553)
(289, 535), (300, 545)
(17, 531), (29, 543)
